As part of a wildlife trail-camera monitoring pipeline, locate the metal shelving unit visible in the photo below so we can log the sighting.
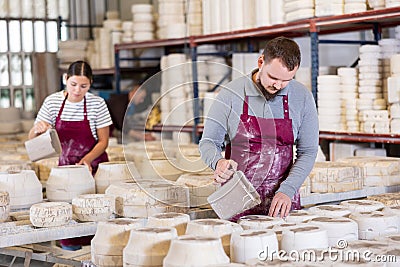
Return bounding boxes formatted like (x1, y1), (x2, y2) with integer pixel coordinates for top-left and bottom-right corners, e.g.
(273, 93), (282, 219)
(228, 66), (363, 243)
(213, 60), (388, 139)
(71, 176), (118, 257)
(113, 7), (400, 143)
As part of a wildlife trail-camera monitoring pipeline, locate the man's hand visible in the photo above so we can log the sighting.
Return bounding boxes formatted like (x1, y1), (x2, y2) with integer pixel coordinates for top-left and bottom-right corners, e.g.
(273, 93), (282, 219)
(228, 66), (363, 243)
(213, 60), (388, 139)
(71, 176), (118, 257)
(214, 159), (238, 184)
(268, 192), (292, 218)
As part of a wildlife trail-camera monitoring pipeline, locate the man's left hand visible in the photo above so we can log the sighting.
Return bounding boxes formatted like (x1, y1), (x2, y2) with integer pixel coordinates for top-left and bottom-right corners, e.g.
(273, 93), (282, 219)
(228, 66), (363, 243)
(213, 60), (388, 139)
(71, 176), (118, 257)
(268, 192), (292, 218)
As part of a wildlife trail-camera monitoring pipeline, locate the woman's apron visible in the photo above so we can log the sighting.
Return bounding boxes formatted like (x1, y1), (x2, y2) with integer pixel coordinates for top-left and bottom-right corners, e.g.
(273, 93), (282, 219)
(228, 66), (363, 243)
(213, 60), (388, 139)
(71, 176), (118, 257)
(55, 94), (108, 248)
(55, 94), (108, 175)
(226, 94), (301, 222)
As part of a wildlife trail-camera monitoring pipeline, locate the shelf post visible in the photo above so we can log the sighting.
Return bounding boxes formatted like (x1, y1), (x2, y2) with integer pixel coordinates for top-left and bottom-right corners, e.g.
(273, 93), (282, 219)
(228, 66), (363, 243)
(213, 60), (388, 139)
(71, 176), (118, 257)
(191, 45), (200, 144)
(372, 23), (382, 41)
(114, 47), (121, 94)
(310, 21), (319, 108)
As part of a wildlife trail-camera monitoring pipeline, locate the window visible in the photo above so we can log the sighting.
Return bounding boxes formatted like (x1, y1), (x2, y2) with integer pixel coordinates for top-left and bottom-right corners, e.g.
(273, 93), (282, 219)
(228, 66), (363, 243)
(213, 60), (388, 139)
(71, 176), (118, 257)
(0, 1), (69, 111)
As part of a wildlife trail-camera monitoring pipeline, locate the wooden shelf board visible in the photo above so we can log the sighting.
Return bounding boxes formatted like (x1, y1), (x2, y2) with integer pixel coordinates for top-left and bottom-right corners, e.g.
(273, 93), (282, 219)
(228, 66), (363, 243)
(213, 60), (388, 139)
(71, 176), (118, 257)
(319, 131), (400, 144)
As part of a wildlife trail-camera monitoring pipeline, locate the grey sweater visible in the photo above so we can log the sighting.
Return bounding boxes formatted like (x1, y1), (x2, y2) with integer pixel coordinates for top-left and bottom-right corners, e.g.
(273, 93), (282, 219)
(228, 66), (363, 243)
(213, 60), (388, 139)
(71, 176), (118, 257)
(199, 72), (319, 199)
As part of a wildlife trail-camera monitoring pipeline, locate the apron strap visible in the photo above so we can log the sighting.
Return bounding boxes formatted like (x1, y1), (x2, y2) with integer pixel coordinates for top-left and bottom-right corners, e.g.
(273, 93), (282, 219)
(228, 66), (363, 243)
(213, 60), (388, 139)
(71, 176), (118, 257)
(57, 93), (88, 120)
(57, 93), (68, 118)
(83, 96), (88, 121)
(243, 96), (249, 115)
(283, 95), (289, 119)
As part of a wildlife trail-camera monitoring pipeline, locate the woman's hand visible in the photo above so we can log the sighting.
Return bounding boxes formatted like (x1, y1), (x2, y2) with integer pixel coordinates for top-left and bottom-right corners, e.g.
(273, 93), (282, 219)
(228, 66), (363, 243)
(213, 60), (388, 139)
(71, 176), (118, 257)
(77, 157), (93, 174)
(28, 121), (51, 139)
(214, 159), (238, 184)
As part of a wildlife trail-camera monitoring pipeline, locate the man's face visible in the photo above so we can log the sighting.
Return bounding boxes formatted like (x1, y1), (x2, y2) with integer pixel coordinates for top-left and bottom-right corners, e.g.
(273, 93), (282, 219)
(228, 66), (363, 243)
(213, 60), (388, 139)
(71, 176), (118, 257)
(256, 57), (298, 96)
(133, 89), (146, 105)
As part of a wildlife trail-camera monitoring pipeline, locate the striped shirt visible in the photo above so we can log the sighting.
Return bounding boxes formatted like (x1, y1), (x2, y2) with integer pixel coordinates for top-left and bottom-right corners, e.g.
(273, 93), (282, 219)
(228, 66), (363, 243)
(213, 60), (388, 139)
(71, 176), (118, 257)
(35, 91), (112, 140)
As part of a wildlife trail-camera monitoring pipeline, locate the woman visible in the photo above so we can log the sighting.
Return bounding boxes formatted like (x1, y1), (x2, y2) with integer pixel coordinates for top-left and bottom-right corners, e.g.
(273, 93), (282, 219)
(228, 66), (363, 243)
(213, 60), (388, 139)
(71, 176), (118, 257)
(28, 60), (112, 250)
(29, 60), (112, 174)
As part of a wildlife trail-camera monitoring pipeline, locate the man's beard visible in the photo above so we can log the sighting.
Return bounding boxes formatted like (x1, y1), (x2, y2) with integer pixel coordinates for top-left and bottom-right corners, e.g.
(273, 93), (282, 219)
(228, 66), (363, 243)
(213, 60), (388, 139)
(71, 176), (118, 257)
(255, 78), (279, 100)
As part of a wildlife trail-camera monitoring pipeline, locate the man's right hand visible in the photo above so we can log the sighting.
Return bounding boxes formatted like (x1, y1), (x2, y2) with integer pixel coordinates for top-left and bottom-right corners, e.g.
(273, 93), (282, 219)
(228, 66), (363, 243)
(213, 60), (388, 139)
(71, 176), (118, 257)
(214, 159), (238, 184)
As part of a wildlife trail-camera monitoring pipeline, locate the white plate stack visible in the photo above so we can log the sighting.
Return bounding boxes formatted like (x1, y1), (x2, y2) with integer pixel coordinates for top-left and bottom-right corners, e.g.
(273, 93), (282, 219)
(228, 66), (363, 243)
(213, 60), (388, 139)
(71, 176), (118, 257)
(349, 211), (399, 240)
(307, 204), (352, 217)
(187, 0), (203, 36)
(237, 215), (284, 230)
(280, 224), (329, 251)
(101, 14), (122, 69)
(163, 235), (230, 266)
(123, 227), (178, 267)
(340, 199), (385, 212)
(315, 0), (344, 17)
(269, 0), (285, 25)
(185, 219), (243, 257)
(344, 0), (367, 14)
(230, 0), (256, 31)
(270, 222), (297, 248)
(379, 39), (400, 100)
(389, 54), (400, 133)
(0, 170), (42, 209)
(160, 53), (192, 127)
(368, 0), (386, 9)
(358, 44), (385, 133)
(91, 218), (145, 267)
(94, 161), (140, 194)
(338, 67), (359, 132)
(317, 75), (344, 131)
(132, 4), (155, 42)
(359, 110), (390, 134)
(285, 210), (319, 223)
(230, 229), (278, 264)
(121, 21), (133, 43)
(46, 165), (95, 203)
(255, 0), (271, 27)
(0, 191), (10, 223)
(157, 0), (186, 39)
(147, 212), (190, 236)
(307, 216), (359, 246)
(284, 0), (315, 23)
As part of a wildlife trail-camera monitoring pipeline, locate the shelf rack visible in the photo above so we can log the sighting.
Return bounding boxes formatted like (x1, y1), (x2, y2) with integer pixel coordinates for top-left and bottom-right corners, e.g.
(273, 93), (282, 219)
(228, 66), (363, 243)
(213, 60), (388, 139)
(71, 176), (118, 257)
(113, 7), (400, 143)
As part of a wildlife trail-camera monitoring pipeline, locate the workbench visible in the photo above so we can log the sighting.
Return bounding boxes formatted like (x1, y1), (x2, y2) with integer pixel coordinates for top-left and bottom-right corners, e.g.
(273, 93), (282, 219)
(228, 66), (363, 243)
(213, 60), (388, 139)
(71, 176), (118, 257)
(0, 207), (218, 266)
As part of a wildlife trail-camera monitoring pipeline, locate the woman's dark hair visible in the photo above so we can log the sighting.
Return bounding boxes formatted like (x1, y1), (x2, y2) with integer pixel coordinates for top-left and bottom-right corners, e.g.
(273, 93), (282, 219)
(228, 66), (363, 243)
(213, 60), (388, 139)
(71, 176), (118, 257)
(66, 60), (93, 82)
(262, 36), (301, 71)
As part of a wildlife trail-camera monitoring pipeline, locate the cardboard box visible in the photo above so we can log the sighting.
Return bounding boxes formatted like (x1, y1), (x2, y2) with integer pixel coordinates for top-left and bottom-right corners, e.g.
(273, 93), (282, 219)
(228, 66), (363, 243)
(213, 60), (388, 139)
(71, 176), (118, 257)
(24, 129), (62, 162)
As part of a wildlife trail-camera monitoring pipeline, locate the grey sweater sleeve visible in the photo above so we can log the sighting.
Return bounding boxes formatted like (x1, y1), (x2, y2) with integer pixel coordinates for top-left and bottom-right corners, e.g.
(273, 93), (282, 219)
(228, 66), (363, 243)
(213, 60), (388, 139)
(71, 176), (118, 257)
(199, 88), (234, 170)
(276, 90), (319, 199)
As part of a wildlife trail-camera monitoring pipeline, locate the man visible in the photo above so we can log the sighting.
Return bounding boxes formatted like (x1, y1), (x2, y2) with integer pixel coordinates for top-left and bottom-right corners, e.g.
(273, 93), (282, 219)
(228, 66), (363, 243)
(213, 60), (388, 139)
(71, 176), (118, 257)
(199, 36), (318, 220)
(107, 83), (154, 142)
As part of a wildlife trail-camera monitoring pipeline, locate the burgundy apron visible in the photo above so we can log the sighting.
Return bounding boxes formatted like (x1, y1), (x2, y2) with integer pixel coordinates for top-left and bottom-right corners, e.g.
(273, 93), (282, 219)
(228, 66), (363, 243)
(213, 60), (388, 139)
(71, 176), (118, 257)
(226, 94), (301, 222)
(55, 93), (108, 175)
(56, 93), (108, 248)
